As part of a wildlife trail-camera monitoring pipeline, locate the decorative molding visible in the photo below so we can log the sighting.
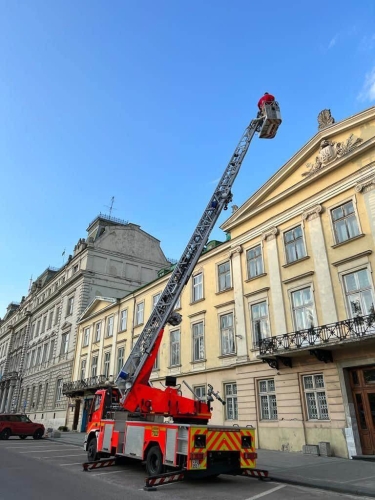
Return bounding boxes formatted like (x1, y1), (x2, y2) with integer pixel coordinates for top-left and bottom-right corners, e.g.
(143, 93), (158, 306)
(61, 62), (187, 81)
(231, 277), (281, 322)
(228, 245), (243, 258)
(303, 134), (363, 178)
(214, 300), (235, 309)
(331, 250), (372, 267)
(302, 204), (324, 221)
(318, 109), (335, 130)
(282, 271), (315, 285)
(355, 174), (375, 193)
(187, 310), (206, 318)
(261, 227), (278, 241)
(244, 287), (270, 298)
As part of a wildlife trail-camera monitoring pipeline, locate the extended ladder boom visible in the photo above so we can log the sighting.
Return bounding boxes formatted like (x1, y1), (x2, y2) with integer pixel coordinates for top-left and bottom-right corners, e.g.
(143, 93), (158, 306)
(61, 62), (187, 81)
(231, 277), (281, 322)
(116, 101), (281, 402)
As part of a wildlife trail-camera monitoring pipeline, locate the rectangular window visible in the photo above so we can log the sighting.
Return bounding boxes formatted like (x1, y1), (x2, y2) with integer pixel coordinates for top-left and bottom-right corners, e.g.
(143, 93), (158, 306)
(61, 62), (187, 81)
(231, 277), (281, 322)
(42, 383), (49, 409)
(36, 346), (42, 366)
(174, 296), (181, 309)
(343, 269), (375, 318)
(80, 358), (87, 380)
(170, 329), (180, 366)
(30, 323), (35, 339)
(83, 327), (90, 347)
(194, 385), (206, 400)
(30, 350), (36, 368)
(36, 320), (41, 337)
(60, 333), (69, 355)
(49, 339), (55, 361)
(36, 384), (43, 409)
(192, 322), (205, 361)
(220, 313), (236, 355)
(120, 310), (128, 331)
(91, 355), (98, 377)
(192, 273), (203, 302)
(30, 386), (36, 410)
(54, 306), (59, 325)
(48, 310), (54, 329)
(247, 245), (264, 278)
(218, 261), (231, 291)
(106, 317), (114, 337)
(41, 316), (47, 334)
(103, 352), (111, 379)
(153, 353), (159, 371)
(258, 379), (278, 420)
(117, 346), (125, 374)
(42, 343), (48, 363)
(303, 374), (329, 420)
(331, 200), (360, 244)
(224, 383), (238, 420)
(153, 293), (161, 308)
(95, 322), (101, 343)
(67, 297), (74, 316)
(291, 287), (315, 330)
(284, 225), (306, 264)
(136, 302), (144, 326)
(55, 378), (63, 403)
(251, 301), (270, 347)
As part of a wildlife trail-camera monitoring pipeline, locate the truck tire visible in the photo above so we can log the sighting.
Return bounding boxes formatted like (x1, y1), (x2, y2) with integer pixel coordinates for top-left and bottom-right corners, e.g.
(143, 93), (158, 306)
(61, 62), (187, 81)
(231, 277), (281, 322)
(146, 445), (164, 476)
(87, 437), (98, 462)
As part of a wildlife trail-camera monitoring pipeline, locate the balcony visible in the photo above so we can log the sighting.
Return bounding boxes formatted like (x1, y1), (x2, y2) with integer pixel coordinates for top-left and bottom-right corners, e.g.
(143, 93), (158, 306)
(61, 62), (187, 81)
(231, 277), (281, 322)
(258, 312), (375, 369)
(62, 375), (110, 397)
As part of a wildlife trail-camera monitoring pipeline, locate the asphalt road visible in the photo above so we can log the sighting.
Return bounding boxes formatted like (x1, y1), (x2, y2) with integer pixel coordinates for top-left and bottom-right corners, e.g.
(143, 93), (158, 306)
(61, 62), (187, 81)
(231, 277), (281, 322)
(0, 437), (372, 500)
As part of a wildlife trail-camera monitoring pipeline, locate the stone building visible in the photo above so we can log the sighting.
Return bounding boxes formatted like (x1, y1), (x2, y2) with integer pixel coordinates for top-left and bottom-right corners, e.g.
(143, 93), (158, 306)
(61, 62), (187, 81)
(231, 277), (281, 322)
(66, 106), (375, 458)
(0, 214), (168, 430)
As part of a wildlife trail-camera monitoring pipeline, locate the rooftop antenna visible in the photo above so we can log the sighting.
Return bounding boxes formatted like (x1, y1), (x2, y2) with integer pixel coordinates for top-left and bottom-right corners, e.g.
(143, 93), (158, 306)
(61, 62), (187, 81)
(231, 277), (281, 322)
(105, 196), (116, 217)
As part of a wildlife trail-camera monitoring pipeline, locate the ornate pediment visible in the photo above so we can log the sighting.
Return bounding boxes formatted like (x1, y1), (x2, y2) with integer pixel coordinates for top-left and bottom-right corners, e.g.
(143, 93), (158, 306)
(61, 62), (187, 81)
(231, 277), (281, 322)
(61, 321), (72, 331)
(302, 134), (363, 177)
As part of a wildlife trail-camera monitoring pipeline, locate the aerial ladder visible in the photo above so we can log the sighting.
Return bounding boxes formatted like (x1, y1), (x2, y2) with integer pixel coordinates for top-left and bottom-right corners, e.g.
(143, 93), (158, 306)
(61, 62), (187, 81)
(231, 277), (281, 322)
(84, 97), (281, 480)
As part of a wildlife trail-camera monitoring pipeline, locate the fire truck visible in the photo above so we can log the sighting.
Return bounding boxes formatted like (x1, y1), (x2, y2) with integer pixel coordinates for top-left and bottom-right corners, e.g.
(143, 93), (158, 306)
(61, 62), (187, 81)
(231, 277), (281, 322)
(84, 97), (282, 478)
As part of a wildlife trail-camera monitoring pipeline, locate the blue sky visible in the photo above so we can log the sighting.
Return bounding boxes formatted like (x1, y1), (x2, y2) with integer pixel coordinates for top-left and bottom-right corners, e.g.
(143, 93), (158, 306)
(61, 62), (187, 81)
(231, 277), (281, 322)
(1, 0), (375, 317)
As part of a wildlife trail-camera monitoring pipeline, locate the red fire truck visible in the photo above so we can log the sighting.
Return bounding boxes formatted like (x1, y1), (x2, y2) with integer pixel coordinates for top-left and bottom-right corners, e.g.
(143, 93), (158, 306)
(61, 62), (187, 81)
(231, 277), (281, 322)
(84, 97), (282, 478)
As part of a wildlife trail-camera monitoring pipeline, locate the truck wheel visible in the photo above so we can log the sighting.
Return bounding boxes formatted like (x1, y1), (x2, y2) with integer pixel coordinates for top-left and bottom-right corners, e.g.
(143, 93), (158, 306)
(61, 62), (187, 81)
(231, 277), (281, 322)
(0, 428), (11, 440)
(33, 429), (43, 440)
(146, 445), (164, 476)
(87, 437), (98, 462)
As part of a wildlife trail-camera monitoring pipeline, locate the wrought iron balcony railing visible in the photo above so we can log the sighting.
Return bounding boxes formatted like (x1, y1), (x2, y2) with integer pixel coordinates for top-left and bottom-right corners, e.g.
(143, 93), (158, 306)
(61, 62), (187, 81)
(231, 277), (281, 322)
(62, 374), (108, 395)
(259, 312), (375, 356)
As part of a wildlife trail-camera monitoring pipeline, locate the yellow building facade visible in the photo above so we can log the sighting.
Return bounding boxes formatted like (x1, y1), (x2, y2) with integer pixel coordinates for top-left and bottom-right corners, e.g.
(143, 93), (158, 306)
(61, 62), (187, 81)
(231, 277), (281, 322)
(65, 106), (375, 458)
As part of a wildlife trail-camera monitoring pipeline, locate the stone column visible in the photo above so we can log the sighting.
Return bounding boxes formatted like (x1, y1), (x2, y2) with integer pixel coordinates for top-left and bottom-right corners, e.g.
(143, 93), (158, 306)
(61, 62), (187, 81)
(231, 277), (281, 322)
(262, 227), (287, 335)
(302, 205), (338, 324)
(229, 245), (248, 361)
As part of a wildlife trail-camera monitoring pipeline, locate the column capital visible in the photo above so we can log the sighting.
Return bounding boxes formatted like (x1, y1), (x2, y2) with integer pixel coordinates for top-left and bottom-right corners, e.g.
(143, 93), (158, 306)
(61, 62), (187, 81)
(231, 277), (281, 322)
(228, 245), (243, 258)
(355, 174), (375, 193)
(302, 204), (324, 221)
(262, 227), (278, 241)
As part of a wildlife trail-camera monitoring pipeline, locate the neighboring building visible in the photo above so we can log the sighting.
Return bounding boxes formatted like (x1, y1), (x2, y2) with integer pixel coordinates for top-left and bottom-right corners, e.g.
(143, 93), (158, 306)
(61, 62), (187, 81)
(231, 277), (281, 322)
(0, 214), (169, 430)
(66, 106), (375, 458)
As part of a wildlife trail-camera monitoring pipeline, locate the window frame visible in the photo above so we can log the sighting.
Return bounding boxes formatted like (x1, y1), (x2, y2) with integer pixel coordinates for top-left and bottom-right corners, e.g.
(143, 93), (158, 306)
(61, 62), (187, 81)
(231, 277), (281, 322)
(224, 382), (238, 420)
(55, 378), (63, 404)
(103, 351), (111, 379)
(250, 300), (270, 348)
(283, 224), (307, 264)
(135, 302), (144, 326)
(290, 285), (317, 331)
(95, 322), (101, 343)
(117, 345), (125, 374)
(342, 267), (375, 319)
(246, 244), (264, 279)
(330, 199), (361, 245)
(302, 373), (329, 421)
(220, 312), (236, 355)
(119, 310), (128, 331)
(170, 329), (181, 367)
(83, 327), (90, 347)
(192, 273), (203, 302)
(192, 321), (205, 362)
(217, 261), (232, 292)
(106, 316), (114, 337)
(258, 379), (278, 420)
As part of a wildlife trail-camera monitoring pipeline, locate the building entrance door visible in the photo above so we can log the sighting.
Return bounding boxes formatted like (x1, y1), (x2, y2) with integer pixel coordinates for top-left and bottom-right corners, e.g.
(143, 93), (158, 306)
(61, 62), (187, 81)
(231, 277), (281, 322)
(349, 366), (375, 455)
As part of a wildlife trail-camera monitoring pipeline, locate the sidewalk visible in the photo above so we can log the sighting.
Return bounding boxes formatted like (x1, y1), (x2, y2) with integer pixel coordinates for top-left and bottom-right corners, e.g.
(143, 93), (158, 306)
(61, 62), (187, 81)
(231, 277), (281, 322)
(47, 433), (375, 497)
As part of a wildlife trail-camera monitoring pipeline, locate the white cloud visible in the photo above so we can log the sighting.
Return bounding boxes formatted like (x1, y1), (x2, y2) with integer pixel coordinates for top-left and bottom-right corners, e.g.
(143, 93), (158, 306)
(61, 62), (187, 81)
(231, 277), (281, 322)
(328, 35), (338, 49)
(357, 66), (375, 102)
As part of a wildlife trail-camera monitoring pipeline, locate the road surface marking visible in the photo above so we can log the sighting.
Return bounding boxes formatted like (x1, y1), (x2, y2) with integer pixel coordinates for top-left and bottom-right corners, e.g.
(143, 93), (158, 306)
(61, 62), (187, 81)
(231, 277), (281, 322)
(18, 448), (80, 453)
(244, 484), (286, 500)
(59, 462), (85, 466)
(41, 453), (86, 459)
(91, 470), (124, 476)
